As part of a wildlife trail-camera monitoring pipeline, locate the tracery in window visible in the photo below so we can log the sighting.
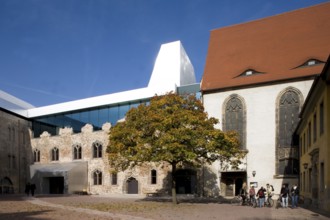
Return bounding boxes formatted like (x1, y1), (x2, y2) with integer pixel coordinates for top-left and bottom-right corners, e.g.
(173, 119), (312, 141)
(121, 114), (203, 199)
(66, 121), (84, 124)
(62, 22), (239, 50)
(51, 147), (59, 161)
(73, 144), (82, 160)
(93, 170), (102, 185)
(93, 142), (102, 158)
(34, 149), (40, 162)
(223, 95), (246, 149)
(278, 90), (300, 148)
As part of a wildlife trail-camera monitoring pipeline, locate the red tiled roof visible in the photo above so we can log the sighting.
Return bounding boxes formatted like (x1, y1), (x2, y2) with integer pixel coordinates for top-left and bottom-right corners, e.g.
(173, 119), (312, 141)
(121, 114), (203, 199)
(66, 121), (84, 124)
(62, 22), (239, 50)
(201, 2), (330, 92)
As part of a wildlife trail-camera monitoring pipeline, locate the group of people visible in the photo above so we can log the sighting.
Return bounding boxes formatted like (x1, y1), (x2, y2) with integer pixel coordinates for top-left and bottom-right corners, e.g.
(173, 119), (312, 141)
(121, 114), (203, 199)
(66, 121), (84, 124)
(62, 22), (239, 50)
(243, 183), (274, 207)
(280, 183), (299, 208)
(240, 183), (299, 208)
(25, 182), (36, 196)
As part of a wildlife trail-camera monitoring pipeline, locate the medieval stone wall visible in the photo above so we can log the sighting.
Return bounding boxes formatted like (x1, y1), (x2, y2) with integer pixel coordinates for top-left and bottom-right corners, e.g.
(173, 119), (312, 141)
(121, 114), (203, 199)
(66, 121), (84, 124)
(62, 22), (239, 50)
(30, 123), (172, 195)
(0, 109), (32, 193)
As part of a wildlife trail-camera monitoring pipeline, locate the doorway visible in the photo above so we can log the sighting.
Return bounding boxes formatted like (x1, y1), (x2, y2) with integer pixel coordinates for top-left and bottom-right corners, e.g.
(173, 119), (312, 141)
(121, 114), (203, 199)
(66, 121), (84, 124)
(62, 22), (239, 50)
(175, 169), (197, 194)
(49, 177), (64, 194)
(127, 177), (138, 194)
(221, 171), (246, 196)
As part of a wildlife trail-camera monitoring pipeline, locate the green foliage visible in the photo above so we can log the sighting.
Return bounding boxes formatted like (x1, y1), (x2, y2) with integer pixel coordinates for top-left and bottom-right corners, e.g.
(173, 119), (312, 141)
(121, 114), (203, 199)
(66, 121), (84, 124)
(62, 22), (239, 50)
(107, 92), (245, 171)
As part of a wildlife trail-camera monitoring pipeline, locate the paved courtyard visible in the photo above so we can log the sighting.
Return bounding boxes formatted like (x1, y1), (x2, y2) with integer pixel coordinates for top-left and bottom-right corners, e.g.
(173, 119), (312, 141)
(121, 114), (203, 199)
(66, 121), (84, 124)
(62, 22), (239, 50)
(0, 194), (329, 220)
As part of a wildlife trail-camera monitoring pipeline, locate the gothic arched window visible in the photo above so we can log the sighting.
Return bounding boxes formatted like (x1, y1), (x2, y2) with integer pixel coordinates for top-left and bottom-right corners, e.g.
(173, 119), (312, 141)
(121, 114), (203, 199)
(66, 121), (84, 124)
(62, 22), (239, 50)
(93, 170), (102, 185)
(223, 95), (246, 149)
(33, 149), (40, 162)
(51, 147), (59, 161)
(93, 142), (102, 158)
(278, 90), (300, 148)
(73, 144), (82, 160)
(276, 87), (302, 176)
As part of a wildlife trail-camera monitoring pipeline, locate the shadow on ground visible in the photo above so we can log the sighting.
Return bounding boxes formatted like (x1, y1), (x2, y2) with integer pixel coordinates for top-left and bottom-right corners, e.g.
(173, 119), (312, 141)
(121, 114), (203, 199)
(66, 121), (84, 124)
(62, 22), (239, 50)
(0, 210), (54, 220)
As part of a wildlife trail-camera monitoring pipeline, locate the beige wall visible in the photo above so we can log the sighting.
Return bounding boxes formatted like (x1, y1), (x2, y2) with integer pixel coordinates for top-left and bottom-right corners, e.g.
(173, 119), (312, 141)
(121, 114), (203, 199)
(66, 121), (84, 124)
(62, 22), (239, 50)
(298, 80), (330, 212)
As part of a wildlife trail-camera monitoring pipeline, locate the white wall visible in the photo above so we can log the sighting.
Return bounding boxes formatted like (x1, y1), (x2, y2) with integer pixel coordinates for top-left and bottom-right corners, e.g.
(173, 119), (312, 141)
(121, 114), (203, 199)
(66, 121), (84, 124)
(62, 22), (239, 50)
(203, 80), (313, 195)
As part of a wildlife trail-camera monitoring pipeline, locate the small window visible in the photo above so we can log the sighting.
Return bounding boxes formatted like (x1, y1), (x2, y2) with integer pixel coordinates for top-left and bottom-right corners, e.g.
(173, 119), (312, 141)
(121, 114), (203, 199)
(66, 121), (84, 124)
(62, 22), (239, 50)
(93, 170), (102, 185)
(151, 169), (157, 184)
(111, 173), (118, 185)
(295, 59), (324, 69)
(307, 122), (311, 147)
(73, 144), (82, 160)
(93, 142), (102, 158)
(320, 102), (324, 135)
(51, 147), (59, 161)
(33, 149), (40, 162)
(237, 69), (263, 77)
(313, 113), (317, 142)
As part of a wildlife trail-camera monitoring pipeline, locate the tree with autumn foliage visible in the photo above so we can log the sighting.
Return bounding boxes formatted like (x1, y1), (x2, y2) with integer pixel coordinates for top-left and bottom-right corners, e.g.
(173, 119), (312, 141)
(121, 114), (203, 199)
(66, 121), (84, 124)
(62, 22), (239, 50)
(107, 92), (245, 204)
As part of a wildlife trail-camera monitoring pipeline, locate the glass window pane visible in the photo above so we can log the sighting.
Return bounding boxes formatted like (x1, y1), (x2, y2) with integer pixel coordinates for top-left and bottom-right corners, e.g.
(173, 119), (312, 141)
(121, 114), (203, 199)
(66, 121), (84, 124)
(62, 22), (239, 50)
(109, 106), (119, 125)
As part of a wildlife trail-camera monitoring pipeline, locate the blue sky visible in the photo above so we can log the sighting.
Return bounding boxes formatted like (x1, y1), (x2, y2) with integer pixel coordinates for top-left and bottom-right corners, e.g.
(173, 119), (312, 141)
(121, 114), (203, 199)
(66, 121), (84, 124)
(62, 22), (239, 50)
(0, 0), (328, 107)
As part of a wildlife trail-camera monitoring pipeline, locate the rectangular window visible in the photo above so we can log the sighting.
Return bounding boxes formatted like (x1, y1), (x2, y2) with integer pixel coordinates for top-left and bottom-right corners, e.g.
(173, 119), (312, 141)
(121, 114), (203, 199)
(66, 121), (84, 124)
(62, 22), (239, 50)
(308, 122), (311, 147)
(303, 171), (305, 192)
(299, 137), (302, 157)
(320, 163), (324, 192)
(320, 102), (324, 135)
(313, 113), (317, 142)
(151, 170), (157, 184)
(303, 133), (306, 154)
(309, 168), (312, 193)
(111, 173), (117, 185)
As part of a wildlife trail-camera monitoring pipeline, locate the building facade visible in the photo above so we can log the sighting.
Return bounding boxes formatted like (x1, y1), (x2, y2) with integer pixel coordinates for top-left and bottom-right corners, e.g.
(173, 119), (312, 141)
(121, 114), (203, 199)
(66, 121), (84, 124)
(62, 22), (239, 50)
(296, 56), (330, 212)
(0, 91), (33, 194)
(0, 3), (329, 204)
(201, 2), (330, 196)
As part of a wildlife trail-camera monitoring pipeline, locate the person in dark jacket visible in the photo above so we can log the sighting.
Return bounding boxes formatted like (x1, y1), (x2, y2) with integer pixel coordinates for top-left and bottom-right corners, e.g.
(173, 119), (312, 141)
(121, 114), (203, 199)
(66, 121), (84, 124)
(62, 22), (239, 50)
(280, 184), (289, 208)
(30, 183), (36, 196)
(291, 184), (299, 208)
(257, 186), (266, 207)
(25, 182), (31, 196)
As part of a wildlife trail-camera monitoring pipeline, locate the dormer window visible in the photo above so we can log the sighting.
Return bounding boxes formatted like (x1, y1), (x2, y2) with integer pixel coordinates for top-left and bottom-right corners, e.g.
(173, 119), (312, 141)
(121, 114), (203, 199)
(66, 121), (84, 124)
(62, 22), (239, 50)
(294, 59), (325, 69)
(237, 69), (264, 78)
(308, 60), (316, 66)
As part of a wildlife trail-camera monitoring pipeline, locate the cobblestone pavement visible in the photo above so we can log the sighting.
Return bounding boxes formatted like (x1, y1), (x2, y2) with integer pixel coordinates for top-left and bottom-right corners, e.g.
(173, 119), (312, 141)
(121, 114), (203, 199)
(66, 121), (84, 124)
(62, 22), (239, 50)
(0, 194), (329, 220)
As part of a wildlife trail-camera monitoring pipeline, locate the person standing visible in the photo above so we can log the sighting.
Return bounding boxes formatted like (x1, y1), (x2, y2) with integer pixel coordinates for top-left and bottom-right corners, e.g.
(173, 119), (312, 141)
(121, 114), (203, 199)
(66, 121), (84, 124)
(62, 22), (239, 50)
(280, 184), (289, 208)
(30, 183), (36, 197)
(25, 182), (31, 196)
(249, 185), (256, 204)
(240, 183), (247, 205)
(291, 184), (299, 208)
(257, 186), (266, 208)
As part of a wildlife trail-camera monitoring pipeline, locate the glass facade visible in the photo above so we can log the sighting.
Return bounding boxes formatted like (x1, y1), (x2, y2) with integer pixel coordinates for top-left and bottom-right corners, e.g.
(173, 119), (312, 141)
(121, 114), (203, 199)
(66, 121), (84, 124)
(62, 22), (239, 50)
(31, 84), (200, 138)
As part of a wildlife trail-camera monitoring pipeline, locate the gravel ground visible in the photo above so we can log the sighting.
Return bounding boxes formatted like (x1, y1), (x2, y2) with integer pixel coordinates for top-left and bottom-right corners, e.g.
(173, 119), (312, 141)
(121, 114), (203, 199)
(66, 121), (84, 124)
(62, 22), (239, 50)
(0, 194), (329, 220)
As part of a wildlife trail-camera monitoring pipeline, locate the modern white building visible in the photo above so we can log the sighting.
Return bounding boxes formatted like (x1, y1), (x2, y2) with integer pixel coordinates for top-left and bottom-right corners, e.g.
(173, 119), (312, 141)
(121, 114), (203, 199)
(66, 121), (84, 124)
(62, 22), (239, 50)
(0, 41), (200, 195)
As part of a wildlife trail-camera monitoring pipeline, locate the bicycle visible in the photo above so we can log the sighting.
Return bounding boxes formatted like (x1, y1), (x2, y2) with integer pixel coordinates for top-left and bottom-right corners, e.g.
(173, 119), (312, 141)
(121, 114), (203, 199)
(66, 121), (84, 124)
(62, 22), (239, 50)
(255, 195), (274, 208)
(276, 195), (292, 209)
(231, 195), (243, 205)
(231, 195), (257, 207)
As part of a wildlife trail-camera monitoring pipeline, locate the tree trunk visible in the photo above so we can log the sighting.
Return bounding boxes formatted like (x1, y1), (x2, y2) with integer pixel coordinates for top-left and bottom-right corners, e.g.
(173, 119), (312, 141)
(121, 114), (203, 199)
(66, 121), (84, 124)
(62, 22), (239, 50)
(171, 162), (178, 204)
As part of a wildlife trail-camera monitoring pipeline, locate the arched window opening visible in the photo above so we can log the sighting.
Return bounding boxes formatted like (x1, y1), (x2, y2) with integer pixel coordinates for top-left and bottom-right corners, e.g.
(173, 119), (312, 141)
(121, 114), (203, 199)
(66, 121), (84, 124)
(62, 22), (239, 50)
(93, 170), (102, 185)
(51, 147), (59, 161)
(223, 95), (246, 149)
(278, 90), (300, 148)
(73, 144), (82, 160)
(33, 149), (40, 162)
(93, 142), (102, 158)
